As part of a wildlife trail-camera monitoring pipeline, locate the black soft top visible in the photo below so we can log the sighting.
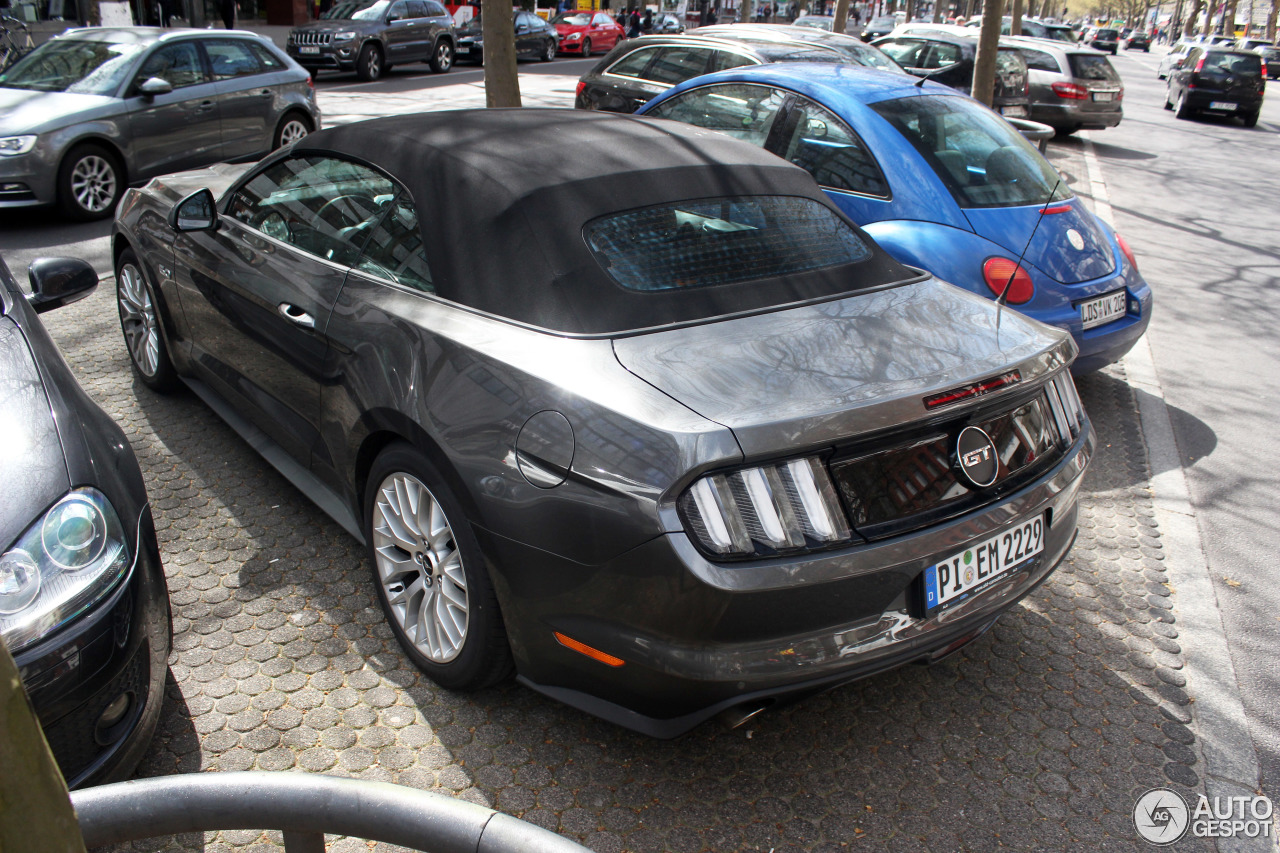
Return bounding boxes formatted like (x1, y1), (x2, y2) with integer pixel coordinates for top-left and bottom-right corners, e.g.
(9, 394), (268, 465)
(296, 109), (914, 336)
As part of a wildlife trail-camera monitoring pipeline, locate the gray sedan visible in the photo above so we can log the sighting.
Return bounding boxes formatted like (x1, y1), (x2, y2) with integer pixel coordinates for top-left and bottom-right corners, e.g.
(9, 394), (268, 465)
(0, 27), (320, 220)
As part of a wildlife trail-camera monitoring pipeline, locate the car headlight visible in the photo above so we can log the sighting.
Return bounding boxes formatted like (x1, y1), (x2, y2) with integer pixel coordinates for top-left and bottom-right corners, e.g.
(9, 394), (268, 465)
(0, 136), (37, 157)
(566, 32), (581, 40)
(678, 457), (853, 559)
(0, 488), (130, 651)
(333, 30), (357, 40)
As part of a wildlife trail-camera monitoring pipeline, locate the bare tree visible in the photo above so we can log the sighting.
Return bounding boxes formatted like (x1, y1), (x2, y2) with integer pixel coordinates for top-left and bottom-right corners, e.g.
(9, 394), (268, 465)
(833, 0), (852, 32)
(482, 0), (521, 108)
(1183, 0), (1202, 34)
(971, 0), (1004, 106)
(1011, 0), (1023, 34)
(1221, 0), (1237, 31)
(1268, 0), (1279, 40)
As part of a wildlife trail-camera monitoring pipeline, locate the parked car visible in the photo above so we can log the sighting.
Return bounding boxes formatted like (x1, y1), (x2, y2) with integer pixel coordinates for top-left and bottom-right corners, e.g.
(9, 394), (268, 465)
(1042, 24), (1079, 42)
(575, 34), (852, 113)
(286, 0), (456, 81)
(0, 27), (319, 220)
(551, 10), (624, 57)
(456, 10), (558, 64)
(860, 13), (899, 40)
(1158, 39), (1193, 78)
(1123, 31), (1150, 50)
(111, 109), (1092, 736)
(872, 32), (1032, 118)
(792, 13), (834, 31)
(1165, 47), (1266, 126)
(1085, 27), (1119, 53)
(1242, 42), (1280, 79)
(1, 253), (170, 786)
(639, 63), (1152, 373)
(651, 12), (686, 33)
(694, 24), (907, 74)
(1006, 37), (1123, 133)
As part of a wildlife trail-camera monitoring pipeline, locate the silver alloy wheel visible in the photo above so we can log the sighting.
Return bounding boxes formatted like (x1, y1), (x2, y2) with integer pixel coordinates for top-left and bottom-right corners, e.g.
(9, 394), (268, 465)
(279, 118), (309, 147)
(365, 48), (381, 78)
(372, 472), (469, 663)
(117, 263), (160, 377)
(70, 154), (117, 214)
(435, 42), (452, 70)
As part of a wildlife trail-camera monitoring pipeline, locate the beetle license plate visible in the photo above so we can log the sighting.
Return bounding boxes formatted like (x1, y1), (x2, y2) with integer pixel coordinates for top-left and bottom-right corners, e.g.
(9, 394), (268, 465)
(299, 46), (320, 54)
(923, 515), (1045, 615)
(1210, 101), (1236, 110)
(1078, 289), (1127, 330)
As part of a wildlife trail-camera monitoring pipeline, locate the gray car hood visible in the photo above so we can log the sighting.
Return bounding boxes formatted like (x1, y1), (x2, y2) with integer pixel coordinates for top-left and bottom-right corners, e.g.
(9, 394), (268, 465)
(0, 87), (118, 135)
(0, 316), (69, 550)
(613, 277), (1074, 458)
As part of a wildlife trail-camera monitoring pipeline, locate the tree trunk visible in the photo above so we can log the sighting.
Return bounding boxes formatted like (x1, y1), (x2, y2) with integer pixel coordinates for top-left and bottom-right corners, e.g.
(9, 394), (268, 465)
(0, 641), (86, 853)
(1268, 0), (1279, 40)
(905, 0), (915, 23)
(1221, 0), (1236, 31)
(482, 0), (521, 108)
(1010, 0), (1022, 33)
(832, 0), (851, 31)
(1184, 0), (1202, 33)
(971, 0), (1003, 106)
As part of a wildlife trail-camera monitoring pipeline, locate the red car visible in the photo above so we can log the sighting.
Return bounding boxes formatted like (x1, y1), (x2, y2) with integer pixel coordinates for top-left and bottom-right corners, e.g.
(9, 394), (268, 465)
(552, 10), (625, 56)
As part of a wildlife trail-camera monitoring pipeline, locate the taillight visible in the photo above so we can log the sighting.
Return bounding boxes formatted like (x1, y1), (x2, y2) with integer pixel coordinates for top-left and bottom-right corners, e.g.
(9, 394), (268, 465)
(1117, 85), (1124, 101)
(307, 75), (314, 90)
(1051, 81), (1089, 99)
(1116, 233), (1139, 272)
(575, 80), (586, 98)
(1194, 55), (1205, 72)
(982, 257), (1034, 304)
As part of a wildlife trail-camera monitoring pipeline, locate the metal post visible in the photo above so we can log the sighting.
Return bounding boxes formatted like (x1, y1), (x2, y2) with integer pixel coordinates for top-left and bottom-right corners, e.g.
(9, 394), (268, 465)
(282, 831), (326, 853)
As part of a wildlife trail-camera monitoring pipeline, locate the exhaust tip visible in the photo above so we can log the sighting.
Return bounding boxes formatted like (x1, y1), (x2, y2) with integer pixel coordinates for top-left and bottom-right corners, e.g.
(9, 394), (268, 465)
(717, 698), (775, 730)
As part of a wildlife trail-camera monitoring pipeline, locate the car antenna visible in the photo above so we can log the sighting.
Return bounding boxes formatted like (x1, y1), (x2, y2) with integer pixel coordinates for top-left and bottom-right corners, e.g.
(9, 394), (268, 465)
(914, 65), (951, 87)
(996, 177), (1062, 332)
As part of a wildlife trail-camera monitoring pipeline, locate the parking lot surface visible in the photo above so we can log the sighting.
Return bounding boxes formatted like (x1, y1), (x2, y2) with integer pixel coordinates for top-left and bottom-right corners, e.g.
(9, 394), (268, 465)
(30, 135), (1213, 852)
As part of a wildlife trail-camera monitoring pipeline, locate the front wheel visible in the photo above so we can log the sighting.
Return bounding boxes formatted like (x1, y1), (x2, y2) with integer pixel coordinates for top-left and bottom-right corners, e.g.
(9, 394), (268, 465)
(116, 249), (179, 392)
(57, 144), (123, 221)
(541, 38), (556, 61)
(581, 37), (592, 56)
(429, 39), (453, 72)
(365, 444), (513, 691)
(356, 42), (384, 81)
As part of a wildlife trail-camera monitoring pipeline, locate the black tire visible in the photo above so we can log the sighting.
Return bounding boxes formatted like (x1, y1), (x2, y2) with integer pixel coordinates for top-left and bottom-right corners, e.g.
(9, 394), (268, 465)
(115, 249), (179, 392)
(582, 37), (592, 57)
(365, 444), (513, 691)
(356, 42), (384, 81)
(1175, 89), (1195, 119)
(429, 38), (453, 72)
(57, 143), (123, 221)
(272, 111), (312, 149)
(1164, 87), (1174, 109)
(541, 37), (556, 61)
(1243, 110), (1259, 128)
(1054, 124), (1080, 137)
(1158, 70), (1166, 79)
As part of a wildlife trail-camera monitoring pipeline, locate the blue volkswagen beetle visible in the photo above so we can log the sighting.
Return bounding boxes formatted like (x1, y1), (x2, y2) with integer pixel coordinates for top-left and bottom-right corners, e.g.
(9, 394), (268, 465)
(637, 64), (1151, 373)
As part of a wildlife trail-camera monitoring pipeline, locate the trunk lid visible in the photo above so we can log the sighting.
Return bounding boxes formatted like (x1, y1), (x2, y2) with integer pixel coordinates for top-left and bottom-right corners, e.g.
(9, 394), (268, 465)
(612, 278), (1072, 458)
(962, 197), (1116, 284)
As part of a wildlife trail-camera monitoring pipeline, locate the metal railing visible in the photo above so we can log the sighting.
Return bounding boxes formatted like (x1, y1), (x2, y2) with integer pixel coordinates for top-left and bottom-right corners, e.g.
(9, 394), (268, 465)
(72, 771), (593, 853)
(1006, 117), (1056, 153)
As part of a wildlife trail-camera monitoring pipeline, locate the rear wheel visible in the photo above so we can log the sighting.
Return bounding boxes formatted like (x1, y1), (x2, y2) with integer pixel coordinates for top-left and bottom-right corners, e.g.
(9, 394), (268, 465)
(356, 42), (383, 81)
(273, 112), (311, 149)
(365, 444), (513, 691)
(1243, 110), (1259, 128)
(116, 249), (178, 392)
(429, 39), (453, 72)
(57, 144), (123, 221)
(1175, 89), (1195, 119)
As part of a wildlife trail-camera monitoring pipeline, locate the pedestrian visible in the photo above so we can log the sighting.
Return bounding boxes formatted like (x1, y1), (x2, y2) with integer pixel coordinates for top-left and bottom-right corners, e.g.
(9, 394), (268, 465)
(219, 0), (236, 28)
(628, 7), (641, 37)
(706, 6), (717, 24)
(642, 7), (652, 32)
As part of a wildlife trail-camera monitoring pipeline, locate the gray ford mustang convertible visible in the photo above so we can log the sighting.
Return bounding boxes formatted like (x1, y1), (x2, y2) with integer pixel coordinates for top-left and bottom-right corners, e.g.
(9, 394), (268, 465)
(111, 110), (1092, 736)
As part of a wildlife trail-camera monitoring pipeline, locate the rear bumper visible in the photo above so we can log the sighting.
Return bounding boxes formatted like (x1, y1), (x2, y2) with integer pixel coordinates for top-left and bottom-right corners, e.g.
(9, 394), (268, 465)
(1029, 100), (1123, 130)
(481, 425), (1092, 737)
(1184, 90), (1264, 113)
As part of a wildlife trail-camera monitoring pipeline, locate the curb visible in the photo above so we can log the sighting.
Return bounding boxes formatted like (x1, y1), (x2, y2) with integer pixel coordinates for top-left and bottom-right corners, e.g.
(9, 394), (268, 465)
(1084, 133), (1277, 851)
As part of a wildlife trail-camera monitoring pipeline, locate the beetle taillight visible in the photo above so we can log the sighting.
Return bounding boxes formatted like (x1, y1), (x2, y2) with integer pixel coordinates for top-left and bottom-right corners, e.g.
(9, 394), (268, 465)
(1116, 233), (1139, 272)
(982, 258), (1034, 304)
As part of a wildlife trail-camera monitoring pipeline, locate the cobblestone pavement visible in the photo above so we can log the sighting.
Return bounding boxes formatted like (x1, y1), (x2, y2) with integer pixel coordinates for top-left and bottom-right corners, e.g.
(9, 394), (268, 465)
(39, 139), (1214, 852)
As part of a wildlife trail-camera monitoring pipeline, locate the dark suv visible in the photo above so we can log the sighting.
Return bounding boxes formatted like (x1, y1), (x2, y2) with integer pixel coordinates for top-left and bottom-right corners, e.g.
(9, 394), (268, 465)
(1165, 47), (1266, 126)
(287, 0), (456, 81)
(1086, 28), (1119, 54)
(872, 33), (1032, 119)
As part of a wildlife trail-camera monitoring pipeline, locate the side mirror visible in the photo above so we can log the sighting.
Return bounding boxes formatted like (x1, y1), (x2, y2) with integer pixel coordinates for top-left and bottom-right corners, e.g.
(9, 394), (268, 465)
(27, 258), (99, 314)
(386, 13), (401, 22)
(168, 187), (218, 232)
(138, 76), (173, 97)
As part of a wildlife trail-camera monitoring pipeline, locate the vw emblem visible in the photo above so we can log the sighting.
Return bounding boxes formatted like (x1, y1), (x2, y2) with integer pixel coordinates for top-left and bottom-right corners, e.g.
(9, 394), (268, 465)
(956, 426), (999, 488)
(1066, 228), (1085, 251)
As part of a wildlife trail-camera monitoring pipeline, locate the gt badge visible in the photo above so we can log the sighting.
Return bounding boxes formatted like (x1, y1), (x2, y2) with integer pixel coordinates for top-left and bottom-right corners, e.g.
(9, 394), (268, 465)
(956, 426), (999, 488)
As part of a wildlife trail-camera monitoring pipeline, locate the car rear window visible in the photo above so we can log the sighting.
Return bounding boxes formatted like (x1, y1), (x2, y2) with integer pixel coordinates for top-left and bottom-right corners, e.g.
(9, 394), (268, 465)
(1096, 29), (1118, 38)
(871, 95), (1072, 209)
(583, 196), (871, 291)
(1204, 52), (1262, 75)
(1068, 53), (1120, 81)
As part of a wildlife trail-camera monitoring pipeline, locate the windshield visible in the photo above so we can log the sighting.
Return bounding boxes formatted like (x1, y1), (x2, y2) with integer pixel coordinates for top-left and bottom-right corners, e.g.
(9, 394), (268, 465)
(585, 196), (871, 291)
(552, 12), (591, 24)
(322, 0), (390, 20)
(871, 95), (1072, 209)
(0, 39), (146, 94)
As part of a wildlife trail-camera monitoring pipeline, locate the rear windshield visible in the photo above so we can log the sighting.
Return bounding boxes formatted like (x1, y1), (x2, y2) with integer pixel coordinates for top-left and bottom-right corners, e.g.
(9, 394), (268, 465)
(1096, 29), (1118, 38)
(584, 196), (871, 291)
(871, 95), (1072, 209)
(1068, 53), (1120, 81)
(1204, 52), (1262, 75)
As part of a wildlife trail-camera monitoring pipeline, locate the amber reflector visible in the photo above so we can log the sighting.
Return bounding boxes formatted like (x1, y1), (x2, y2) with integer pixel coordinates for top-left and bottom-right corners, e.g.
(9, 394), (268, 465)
(554, 632), (625, 667)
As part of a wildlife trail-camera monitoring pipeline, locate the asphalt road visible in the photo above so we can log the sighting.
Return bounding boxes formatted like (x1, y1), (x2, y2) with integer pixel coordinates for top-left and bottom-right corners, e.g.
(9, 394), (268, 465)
(1084, 47), (1280, 803)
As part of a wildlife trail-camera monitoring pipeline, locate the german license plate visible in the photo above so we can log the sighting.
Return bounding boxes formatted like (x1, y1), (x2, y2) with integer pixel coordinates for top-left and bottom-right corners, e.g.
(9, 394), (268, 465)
(299, 45), (320, 54)
(924, 515), (1045, 615)
(1093, 91), (1115, 101)
(1078, 289), (1127, 330)
(1210, 101), (1236, 110)
(456, 45), (470, 53)
(1000, 105), (1028, 117)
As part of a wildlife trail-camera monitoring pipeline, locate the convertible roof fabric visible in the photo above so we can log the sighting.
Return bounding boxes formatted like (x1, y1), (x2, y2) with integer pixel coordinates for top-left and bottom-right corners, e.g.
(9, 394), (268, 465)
(297, 109), (913, 336)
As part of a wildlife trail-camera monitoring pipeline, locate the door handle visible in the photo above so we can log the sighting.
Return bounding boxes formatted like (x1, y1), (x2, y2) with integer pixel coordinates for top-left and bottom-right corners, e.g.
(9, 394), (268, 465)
(278, 303), (315, 329)
(258, 89), (273, 98)
(196, 100), (216, 112)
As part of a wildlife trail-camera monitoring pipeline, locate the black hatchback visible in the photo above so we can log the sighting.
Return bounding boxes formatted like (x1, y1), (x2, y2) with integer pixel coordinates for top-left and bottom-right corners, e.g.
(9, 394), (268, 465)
(1, 254), (170, 787)
(575, 34), (854, 113)
(1165, 47), (1266, 126)
(872, 33), (1032, 119)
